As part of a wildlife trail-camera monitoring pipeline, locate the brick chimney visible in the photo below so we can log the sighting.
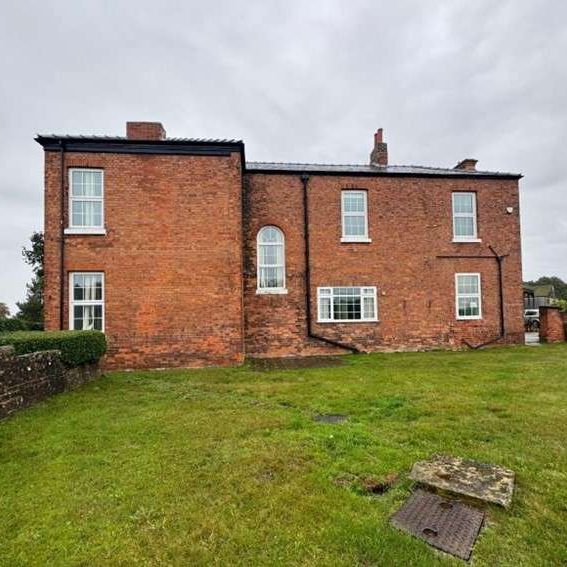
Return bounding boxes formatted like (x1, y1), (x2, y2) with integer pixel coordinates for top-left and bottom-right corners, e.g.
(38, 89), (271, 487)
(370, 128), (388, 166)
(126, 121), (166, 140)
(454, 158), (478, 171)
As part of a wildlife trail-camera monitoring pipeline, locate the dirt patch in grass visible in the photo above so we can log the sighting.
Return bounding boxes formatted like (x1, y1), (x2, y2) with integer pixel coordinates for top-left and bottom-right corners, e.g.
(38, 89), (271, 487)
(335, 472), (399, 495)
(249, 356), (346, 371)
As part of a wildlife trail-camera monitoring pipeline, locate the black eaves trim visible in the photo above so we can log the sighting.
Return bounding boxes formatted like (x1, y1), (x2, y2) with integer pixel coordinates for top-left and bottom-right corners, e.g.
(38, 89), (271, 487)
(244, 167), (522, 180)
(35, 136), (244, 158)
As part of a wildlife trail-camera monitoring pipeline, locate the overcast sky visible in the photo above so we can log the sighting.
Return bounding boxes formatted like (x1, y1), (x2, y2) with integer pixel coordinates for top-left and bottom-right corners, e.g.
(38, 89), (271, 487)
(1, 0), (566, 313)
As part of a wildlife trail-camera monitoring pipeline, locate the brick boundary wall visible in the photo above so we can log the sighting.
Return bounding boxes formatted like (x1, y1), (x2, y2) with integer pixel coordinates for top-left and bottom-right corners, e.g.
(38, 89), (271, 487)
(539, 306), (566, 343)
(0, 346), (101, 419)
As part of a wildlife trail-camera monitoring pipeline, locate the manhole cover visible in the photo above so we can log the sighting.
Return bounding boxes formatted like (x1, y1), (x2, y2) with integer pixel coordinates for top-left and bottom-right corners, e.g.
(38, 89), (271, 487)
(409, 454), (515, 507)
(391, 489), (485, 561)
(250, 356), (346, 370)
(313, 413), (348, 423)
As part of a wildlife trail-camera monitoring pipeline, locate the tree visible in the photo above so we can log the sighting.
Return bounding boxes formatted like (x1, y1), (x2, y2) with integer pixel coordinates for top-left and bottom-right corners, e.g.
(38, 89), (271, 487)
(525, 276), (567, 301)
(0, 303), (9, 319)
(15, 231), (44, 330)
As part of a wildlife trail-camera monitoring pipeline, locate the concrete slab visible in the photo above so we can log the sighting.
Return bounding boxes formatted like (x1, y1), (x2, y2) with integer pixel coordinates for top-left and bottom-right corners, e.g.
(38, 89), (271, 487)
(409, 454), (515, 508)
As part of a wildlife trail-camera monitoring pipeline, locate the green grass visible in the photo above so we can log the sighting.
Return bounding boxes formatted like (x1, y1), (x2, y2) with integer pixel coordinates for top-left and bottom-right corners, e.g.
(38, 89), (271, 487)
(1, 345), (567, 566)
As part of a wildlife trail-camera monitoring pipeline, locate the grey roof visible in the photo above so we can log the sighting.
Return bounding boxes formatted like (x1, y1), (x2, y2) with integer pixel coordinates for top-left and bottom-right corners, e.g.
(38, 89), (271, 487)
(246, 161), (521, 178)
(36, 134), (243, 144)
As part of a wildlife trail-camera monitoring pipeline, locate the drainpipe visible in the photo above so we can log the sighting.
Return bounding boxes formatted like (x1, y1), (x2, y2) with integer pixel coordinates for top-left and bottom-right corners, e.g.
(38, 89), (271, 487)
(59, 140), (66, 330)
(489, 245), (506, 338)
(437, 247), (507, 349)
(301, 174), (359, 353)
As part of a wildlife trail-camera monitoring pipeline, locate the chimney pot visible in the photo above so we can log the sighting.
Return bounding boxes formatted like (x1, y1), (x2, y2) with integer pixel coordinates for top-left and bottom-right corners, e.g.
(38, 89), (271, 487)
(126, 121), (166, 140)
(454, 158), (478, 171)
(370, 128), (388, 166)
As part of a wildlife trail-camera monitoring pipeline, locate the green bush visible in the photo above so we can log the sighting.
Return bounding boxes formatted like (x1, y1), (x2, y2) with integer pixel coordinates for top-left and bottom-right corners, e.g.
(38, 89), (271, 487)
(0, 318), (27, 333)
(0, 331), (107, 366)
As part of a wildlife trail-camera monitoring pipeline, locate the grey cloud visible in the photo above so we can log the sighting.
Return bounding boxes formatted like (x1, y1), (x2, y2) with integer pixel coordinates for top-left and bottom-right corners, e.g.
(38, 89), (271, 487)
(1, 0), (566, 311)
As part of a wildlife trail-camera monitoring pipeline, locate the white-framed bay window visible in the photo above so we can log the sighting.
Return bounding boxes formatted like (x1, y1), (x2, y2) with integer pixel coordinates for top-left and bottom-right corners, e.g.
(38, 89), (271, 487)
(65, 169), (106, 235)
(341, 190), (370, 242)
(455, 273), (482, 320)
(317, 286), (378, 322)
(452, 192), (479, 242)
(257, 226), (287, 293)
(69, 272), (105, 331)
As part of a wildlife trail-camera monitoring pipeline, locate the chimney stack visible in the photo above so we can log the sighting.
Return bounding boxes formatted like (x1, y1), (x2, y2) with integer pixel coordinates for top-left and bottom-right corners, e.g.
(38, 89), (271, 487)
(126, 121), (166, 140)
(454, 158), (478, 171)
(370, 128), (388, 166)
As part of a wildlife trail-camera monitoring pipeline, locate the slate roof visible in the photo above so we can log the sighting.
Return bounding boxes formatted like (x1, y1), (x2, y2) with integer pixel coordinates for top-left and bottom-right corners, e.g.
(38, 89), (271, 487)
(36, 134), (243, 145)
(246, 161), (521, 178)
(523, 284), (556, 297)
(34, 135), (521, 178)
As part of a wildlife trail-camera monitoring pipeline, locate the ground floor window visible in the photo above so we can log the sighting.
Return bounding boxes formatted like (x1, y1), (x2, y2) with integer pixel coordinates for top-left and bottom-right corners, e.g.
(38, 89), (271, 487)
(317, 286), (377, 322)
(455, 273), (482, 319)
(70, 272), (104, 331)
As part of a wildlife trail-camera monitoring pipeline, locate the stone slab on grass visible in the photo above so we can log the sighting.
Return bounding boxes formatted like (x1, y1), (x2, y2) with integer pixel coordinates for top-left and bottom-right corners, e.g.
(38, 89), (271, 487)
(409, 454), (515, 508)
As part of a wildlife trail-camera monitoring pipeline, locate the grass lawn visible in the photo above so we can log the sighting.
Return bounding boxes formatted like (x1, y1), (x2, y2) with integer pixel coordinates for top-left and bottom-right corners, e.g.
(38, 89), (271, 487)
(1, 345), (567, 566)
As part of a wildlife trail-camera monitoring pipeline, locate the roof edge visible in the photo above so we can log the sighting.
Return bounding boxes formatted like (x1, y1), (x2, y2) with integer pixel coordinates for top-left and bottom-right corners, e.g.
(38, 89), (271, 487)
(244, 162), (522, 180)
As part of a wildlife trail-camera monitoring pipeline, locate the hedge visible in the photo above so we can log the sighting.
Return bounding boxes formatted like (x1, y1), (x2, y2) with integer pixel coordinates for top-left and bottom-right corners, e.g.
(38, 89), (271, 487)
(0, 319), (27, 333)
(0, 331), (107, 366)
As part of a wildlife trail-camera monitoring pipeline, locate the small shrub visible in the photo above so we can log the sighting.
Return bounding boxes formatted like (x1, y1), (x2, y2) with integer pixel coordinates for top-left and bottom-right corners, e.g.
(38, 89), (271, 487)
(0, 331), (106, 366)
(0, 318), (27, 333)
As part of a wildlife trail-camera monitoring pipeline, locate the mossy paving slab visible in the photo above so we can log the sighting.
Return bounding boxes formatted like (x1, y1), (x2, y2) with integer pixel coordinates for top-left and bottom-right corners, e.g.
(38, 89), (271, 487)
(409, 454), (515, 508)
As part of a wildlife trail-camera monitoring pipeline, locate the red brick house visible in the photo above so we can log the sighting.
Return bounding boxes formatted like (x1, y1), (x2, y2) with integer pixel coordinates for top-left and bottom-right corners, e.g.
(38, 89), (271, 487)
(37, 122), (524, 369)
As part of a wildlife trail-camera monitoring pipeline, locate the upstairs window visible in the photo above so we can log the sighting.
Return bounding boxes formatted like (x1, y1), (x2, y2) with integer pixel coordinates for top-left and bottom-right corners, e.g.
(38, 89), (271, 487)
(341, 190), (369, 242)
(70, 272), (104, 331)
(257, 226), (286, 293)
(69, 169), (104, 230)
(452, 192), (478, 241)
(318, 287), (377, 322)
(455, 273), (482, 319)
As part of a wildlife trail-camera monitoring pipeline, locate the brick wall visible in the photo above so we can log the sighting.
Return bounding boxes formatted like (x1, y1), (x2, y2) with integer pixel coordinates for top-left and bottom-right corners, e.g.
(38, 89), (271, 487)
(0, 346), (100, 419)
(41, 137), (523, 368)
(244, 173), (523, 356)
(539, 306), (566, 343)
(43, 150), (245, 369)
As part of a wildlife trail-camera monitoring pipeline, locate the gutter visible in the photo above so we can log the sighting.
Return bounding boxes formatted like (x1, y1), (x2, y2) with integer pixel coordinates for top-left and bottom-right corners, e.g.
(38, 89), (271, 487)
(436, 247), (508, 349)
(300, 174), (360, 354)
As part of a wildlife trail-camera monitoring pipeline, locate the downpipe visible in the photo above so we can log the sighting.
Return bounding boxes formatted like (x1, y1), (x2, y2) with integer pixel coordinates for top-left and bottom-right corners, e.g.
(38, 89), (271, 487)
(301, 174), (360, 354)
(463, 245), (506, 349)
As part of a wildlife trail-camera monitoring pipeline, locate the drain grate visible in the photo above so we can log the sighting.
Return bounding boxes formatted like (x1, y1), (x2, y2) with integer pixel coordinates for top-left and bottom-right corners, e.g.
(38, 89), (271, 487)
(313, 413), (348, 423)
(391, 489), (485, 561)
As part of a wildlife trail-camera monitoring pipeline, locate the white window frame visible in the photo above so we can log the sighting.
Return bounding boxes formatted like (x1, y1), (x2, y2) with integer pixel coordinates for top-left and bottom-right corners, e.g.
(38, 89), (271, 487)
(452, 191), (480, 242)
(69, 272), (105, 331)
(341, 190), (371, 243)
(455, 273), (482, 320)
(256, 226), (287, 294)
(65, 168), (106, 235)
(317, 286), (378, 323)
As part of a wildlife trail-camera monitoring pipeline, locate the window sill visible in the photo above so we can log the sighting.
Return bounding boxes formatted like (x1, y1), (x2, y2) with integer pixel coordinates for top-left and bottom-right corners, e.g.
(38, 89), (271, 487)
(452, 238), (481, 243)
(64, 228), (107, 235)
(317, 319), (379, 324)
(256, 288), (288, 295)
(340, 237), (372, 243)
(456, 316), (482, 321)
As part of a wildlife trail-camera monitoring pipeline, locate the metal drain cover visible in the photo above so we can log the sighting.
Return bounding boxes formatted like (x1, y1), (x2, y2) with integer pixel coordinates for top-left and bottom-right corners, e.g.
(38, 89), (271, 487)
(313, 413), (348, 423)
(391, 489), (485, 561)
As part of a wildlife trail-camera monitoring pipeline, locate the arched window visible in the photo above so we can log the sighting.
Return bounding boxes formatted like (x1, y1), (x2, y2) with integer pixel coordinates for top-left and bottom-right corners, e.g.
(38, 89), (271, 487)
(257, 226), (286, 292)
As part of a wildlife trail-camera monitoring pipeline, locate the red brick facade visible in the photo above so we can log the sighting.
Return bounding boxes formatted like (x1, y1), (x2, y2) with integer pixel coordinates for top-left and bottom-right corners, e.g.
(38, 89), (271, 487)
(38, 123), (524, 369)
(539, 307), (566, 343)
